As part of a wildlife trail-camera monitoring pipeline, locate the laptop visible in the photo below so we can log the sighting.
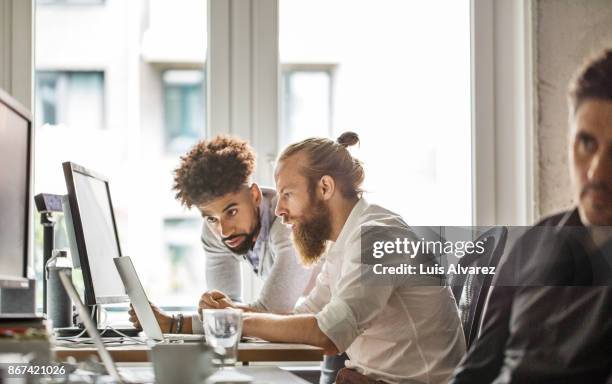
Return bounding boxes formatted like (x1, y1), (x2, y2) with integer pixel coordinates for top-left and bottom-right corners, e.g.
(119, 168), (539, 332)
(58, 270), (155, 384)
(113, 256), (204, 343)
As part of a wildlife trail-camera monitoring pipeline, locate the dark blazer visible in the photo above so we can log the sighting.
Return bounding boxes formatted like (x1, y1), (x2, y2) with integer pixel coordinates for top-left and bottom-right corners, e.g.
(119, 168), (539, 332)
(449, 209), (612, 384)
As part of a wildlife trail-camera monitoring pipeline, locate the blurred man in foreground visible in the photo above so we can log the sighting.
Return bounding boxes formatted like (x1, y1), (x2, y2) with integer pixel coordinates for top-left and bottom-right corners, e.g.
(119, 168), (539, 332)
(450, 49), (612, 384)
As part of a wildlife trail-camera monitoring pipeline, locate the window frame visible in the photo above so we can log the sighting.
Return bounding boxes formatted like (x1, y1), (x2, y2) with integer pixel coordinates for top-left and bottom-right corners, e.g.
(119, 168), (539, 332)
(9, 0), (537, 306)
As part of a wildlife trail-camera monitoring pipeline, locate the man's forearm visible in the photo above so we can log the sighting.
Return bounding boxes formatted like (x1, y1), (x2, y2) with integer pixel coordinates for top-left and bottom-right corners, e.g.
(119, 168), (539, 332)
(243, 313), (338, 355)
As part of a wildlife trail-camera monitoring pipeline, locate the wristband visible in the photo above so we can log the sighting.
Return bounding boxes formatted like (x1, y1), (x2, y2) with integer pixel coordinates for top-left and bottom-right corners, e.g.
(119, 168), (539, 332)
(177, 313), (184, 334)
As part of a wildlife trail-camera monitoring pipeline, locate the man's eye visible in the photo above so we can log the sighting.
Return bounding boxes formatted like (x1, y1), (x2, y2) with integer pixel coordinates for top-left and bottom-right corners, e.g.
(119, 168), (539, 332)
(228, 209), (238, 216)
(284, 192), (291, 198)
(578, 134), (597, 153)
(206, 217), (218, 224)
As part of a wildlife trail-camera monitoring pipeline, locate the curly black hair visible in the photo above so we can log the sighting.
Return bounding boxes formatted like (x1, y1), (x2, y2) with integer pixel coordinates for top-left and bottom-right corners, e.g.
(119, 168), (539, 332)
(173, 136), (256, 208)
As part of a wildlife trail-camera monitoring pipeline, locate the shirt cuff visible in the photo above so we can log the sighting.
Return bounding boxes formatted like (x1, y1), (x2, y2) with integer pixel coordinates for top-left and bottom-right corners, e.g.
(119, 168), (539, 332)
(315, 297), (360, 352)
(247, 300), (267, 312)
(191, 313), (204, 334)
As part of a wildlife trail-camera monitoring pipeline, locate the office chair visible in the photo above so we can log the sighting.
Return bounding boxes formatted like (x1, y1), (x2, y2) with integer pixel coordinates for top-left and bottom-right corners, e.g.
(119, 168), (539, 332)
(449, 227), (508, 348)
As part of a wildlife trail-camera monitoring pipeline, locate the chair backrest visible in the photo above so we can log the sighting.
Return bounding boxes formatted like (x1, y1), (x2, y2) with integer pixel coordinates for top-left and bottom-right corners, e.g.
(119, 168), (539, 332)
(449, 227), (508, 348)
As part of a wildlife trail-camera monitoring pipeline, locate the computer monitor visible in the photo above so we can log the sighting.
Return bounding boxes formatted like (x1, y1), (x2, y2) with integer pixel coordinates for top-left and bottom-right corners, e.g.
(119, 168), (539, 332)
(0, 89), (32, 289)
(62, 162), (128, 305)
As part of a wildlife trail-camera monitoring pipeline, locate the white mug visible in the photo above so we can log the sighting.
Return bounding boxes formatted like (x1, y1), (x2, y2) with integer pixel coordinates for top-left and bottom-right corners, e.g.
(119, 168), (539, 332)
(150, 343), (215, 384)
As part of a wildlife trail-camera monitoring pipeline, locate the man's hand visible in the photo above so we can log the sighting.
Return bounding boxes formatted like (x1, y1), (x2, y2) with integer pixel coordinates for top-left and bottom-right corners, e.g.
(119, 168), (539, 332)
(128, 302), (173, 333)
(199, 290), (236, 311)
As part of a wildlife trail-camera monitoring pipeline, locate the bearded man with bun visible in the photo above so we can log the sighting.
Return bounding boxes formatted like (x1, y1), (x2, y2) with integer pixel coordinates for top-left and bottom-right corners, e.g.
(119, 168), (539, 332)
(242, 132), (466, 384)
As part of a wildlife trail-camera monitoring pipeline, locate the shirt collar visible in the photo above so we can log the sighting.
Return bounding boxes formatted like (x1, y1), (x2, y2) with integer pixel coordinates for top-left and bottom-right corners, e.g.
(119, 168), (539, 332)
(557, 208), (583, 228)
(329, 198), (369, 250)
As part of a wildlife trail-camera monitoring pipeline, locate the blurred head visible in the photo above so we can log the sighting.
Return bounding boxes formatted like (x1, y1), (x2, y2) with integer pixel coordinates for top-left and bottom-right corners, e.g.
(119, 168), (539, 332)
(275, 132), (364, 264)
(173, 136), (261, 254)
(568, 49), (612, 226)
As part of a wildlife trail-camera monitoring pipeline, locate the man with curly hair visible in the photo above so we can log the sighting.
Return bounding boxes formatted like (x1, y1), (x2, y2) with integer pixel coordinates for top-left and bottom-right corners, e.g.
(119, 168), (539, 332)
(128, 135), (313, 334)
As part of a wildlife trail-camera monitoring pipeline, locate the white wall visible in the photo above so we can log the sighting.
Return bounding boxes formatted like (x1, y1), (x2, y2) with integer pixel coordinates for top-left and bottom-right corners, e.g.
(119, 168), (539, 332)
(535, 0), (612, 219)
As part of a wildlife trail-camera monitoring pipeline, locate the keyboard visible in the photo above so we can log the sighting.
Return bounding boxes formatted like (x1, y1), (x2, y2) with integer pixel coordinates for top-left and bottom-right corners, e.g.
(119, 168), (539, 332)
(55, 326), (141, 338)
(162, 333), (205, 342)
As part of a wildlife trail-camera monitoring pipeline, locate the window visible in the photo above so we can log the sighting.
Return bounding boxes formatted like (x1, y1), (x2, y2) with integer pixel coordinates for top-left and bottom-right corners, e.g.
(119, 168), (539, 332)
(35, 71), (105, 130)
(163, 69), (206, 153)
(34, 0), (207, 310)
(280, 66), (333, 150)
(33, 0), (471, 312)
(161, 218), (205, 308)
(37, 0), (105, 5)
(279, 0), (472, 225)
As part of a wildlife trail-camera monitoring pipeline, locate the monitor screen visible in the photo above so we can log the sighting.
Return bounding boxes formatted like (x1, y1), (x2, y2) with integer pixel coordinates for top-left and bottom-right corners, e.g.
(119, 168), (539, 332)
(63, 162), (128, 304)
(0, 91), (31, 289)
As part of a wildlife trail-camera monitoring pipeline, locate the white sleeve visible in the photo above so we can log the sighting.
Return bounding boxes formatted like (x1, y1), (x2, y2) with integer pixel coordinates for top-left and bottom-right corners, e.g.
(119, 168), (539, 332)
(191, 312), (204, 334)
(201, 223), (242, 302)
(294, 253), (332, 315)
(315, 227), (399, 352)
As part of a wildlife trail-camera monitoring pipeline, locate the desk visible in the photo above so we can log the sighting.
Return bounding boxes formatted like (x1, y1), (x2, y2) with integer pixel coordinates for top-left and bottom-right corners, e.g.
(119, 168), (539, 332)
(114, 364), (311, 383)
(210, 366), (311, 383)
(54, 342), (323, 363)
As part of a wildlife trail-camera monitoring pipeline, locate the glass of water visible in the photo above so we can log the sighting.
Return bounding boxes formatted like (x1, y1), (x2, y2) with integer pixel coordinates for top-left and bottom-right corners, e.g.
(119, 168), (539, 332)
(203, 309), (243, 367)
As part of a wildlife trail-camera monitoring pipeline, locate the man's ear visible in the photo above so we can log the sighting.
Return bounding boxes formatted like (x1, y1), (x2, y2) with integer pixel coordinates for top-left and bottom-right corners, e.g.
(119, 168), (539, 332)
(250, 183), (262, 205)
(319, 176), (335, 201)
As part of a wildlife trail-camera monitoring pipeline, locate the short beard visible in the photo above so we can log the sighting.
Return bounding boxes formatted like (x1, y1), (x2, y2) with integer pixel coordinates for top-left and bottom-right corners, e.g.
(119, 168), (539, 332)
(291, 197), (332, 266)
(223, 209), (261, 255)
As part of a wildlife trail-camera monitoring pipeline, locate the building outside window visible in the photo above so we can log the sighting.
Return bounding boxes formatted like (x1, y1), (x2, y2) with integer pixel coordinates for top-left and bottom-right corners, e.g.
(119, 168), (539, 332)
(279, 0), (472, 225)
(34, 0), (207, 311)
(163, 69), (206, 154)
(162, 218), (205, 308)
(280, 66), (333, 150)
(35, 71), (105, 130)
(33, 0), (472, 312)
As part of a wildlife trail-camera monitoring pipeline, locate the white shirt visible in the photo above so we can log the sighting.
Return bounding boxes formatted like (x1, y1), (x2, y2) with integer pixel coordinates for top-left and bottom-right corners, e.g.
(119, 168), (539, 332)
(294, 198), (466, 384)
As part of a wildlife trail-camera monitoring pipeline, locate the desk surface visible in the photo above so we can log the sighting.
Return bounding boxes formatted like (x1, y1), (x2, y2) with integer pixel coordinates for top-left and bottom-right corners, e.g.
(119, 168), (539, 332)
(211, 366), (311, 383)
(54, 341), (323, 363)
(114, 364), (311, 384)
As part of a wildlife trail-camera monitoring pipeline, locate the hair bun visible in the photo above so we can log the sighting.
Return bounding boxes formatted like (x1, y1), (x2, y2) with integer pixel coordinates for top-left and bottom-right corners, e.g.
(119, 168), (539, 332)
(337, 131), (360, 148)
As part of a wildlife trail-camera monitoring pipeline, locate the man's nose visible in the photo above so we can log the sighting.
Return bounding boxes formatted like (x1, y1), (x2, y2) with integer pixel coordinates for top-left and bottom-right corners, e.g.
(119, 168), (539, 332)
(275, 200), (286, 218)
(220, 221), (234, 238)
(587, 150), (611, 184)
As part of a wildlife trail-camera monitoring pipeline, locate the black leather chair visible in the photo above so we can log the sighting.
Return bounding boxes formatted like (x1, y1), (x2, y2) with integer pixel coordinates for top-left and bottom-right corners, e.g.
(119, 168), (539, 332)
(449, 227), (508, 348)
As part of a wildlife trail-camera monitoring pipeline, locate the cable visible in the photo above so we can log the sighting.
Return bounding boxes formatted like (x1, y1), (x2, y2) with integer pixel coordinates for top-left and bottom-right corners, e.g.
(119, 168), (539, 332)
(101, 325), (147, 345)
(54, 303), (146, 345)
(54, 327), (88, 340)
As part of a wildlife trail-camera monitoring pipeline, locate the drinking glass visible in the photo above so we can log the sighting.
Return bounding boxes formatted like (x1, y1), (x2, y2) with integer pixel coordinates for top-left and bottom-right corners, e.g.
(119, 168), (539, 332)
(203, 308), (243, 367)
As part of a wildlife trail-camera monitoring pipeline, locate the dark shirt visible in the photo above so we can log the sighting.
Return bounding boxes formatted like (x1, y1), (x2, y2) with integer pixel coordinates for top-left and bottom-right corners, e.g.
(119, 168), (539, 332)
(450, 210), (612, 384)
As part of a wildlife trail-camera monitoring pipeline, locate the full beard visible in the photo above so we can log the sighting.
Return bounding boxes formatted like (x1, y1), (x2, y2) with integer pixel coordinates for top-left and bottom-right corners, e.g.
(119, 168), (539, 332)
(291, 198), (332, 266)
